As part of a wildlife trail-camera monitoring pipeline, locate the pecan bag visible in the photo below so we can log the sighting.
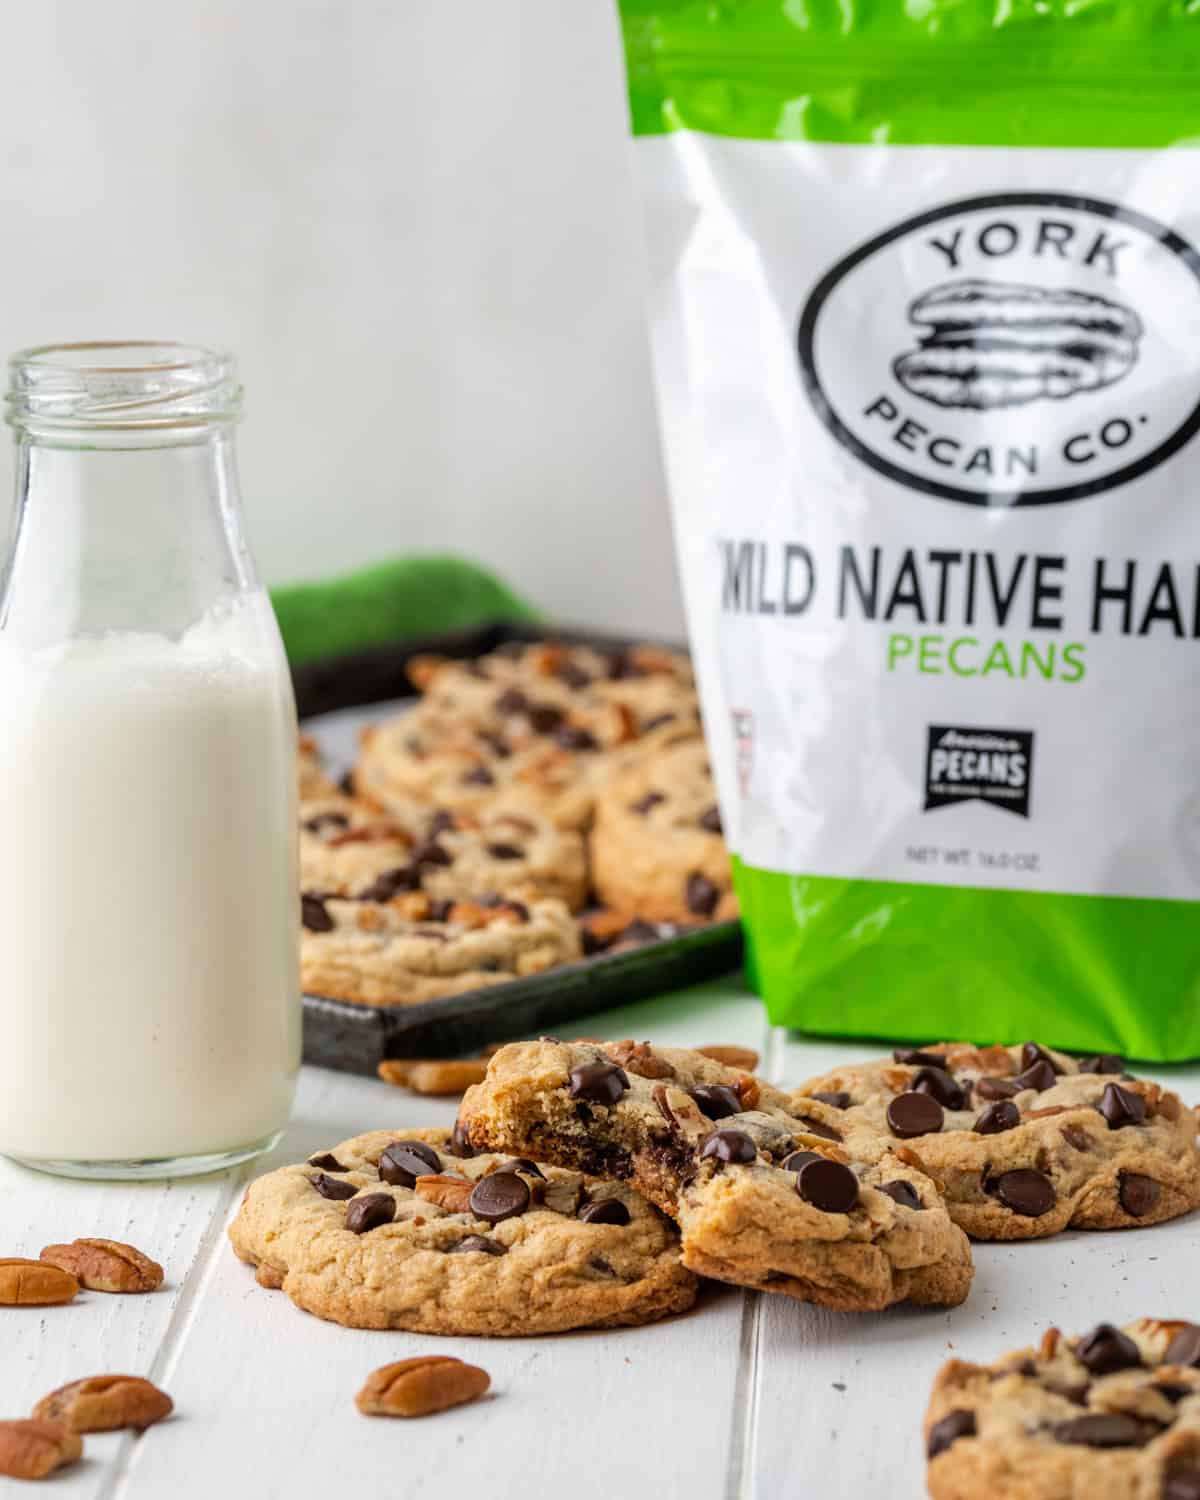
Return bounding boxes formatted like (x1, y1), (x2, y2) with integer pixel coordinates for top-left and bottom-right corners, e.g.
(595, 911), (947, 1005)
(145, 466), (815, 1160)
(615, 1), (1200, 1059)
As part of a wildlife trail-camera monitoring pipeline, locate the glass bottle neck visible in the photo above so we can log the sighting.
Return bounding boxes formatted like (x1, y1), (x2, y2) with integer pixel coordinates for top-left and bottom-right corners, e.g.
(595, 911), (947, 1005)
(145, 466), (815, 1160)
(1, 426), (258, 649)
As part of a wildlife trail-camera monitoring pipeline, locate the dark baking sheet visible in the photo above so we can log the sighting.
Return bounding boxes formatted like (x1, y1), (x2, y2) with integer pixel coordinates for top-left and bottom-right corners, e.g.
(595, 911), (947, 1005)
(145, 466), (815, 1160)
(295, 620), (743, 1076)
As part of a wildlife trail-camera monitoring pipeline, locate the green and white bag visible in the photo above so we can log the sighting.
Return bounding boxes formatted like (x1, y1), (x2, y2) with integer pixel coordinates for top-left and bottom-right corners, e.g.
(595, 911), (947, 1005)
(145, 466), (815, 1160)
(615, 0), (1200, 1060)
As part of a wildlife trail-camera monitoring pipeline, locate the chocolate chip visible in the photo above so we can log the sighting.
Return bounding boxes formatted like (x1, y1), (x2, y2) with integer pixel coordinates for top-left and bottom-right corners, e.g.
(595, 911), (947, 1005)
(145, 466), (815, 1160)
(311, 1172), (358, 1200)
(1165, 1474), (1200, 1500)
(780, 1150), (823, 1174)
(568, 1061), (629, 1106)
(338, 770), (356, 796)
(378, 1139), (442, 1187)
(345, 1193), (395, 1234)
(304, 812), (350, 834)
(1119, 1172), (1162, 1218)
(448, 1235), (506, 1256)
(358, 866), (419, 902)
(465, 660), (491, 678)
(450, 1120), (475, 1158)
(974, 1100), (1020, 1135)
(301, 893), (334, 932)
(911, 1066), (968, 1112)
(1021, 1042), (1063, 1075)
(578, 1198), (631, 1226)
(309, 1152), (349, 1171)
(699, 1129), (757, 1165)
(893, 1048), (949, 1068)
(557, 725), (598, 751)
(1076, 1052), (1125, 1075)
(468, 1171), (530, 1223)
(1052, 1414), (1146, 1448)
(606, 650), (646, 680)
(691, 1084), (743, 1120)
(497, 1157), (545, 1180)
(527, 702), (565, 734)
(428, 898), (455, 922)
(428, 809), (457, 835)
(809, 1091), (850, 1111)
(975, 1076), (1022, 1101)
(1098, 1081), (1146, 1130)
(486, 843), (525, 860)
(886, 1091), (944, 1138)
(699, 805), (723, 834)
(581, 927), (611, 957)
(1075, 1324), (1143, 1376)
(992, 1168), (1056, 1217)
(1157, 1384), (1194, 1405)
(877, 1180), (923, 1210)
(927, 1410), (975, 1459)
(461, 766), (495, 786)
(685, 872), (720, 917)
(476, 730), (511, 758)
(1165, 1324), (1200, 1367)
(619, 919), (660, 944)
(411, 837), (452, 869)
(795, 1158), (859, 1214)
(1013, 1059), (1057, 1093)
(795, 1116), (842, 1143)
(557, 662), (592, 690)
(632, 791), (666, 816)
(494, 688), (528, 716)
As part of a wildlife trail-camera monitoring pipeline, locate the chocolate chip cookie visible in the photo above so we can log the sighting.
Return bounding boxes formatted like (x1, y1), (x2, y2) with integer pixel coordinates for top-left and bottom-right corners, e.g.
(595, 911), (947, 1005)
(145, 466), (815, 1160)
(228, 1127), (698, 1335)
(591, 738), (735, 923)
(458, 1040), (974, 1311)
(925, 1318), (1200, 1499)
(408, 639), (698, 734)
(301, 891), (582, 1006)
(796, 1043), (1200, 1240)
(300, 793), (588, 911)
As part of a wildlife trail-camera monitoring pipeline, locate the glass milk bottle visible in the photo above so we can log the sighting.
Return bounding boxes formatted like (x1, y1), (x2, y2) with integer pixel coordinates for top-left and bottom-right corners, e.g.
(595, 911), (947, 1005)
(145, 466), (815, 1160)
(0, 343), (300, 1177)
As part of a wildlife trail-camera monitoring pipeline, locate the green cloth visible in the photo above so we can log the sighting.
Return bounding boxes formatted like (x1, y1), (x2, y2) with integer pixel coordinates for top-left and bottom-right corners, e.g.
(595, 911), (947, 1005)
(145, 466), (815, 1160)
(269, 554), (542, 666)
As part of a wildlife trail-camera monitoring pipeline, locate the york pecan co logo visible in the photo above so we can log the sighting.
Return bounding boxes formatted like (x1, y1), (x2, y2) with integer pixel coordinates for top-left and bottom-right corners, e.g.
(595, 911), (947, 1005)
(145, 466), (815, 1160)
(798, 194), (1200, 507)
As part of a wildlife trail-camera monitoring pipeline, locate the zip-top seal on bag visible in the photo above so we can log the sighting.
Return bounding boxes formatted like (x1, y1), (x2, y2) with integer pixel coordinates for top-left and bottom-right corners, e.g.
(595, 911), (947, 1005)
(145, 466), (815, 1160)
(614, 0), (1200, 1060)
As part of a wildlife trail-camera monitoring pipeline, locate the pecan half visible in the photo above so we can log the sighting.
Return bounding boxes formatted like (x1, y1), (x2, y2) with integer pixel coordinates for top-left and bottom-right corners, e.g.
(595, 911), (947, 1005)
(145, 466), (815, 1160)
(40, 1239), (162, 1294)
(0, 1420), (81, 1479)
(0, 1260), (78, 1306)
(733, 1074), (761, 1111)
(356, 1357), (490, 1418)
(33, 1376), (172, 1433)
(1039, 1327), (1062, 1360)
(697, 1045), (760, 1072)
(607, 1040), (675, 1080)
(413, 1175), (474, 1214)
(1026, 1106), (1068, 1120)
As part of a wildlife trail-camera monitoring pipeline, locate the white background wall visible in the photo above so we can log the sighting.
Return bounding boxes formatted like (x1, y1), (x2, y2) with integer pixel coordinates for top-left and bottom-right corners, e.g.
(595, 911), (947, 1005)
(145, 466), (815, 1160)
(0, 1), (683, 636)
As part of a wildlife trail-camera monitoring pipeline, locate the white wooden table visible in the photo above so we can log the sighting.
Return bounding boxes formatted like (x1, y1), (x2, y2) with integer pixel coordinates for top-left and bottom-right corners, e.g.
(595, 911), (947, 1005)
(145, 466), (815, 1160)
(6, 980), (1198, 1500)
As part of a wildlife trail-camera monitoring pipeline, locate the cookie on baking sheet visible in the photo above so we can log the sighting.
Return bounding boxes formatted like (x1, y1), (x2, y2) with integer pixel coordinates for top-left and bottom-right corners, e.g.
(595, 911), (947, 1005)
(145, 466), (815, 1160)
(408, 639), (698, 734)
(298, 734), (338, 800)
(228, 1127), (698, 1335)
(591, 738), (736, 924)
(300, 890), (581, 1006)
(354, 699), (624, 832)
(300, 793), (588, 911)
(459, 1039), (973, 1312)
(925, 1318), (1200, 1499)
(795, 1043), (1200, 1241)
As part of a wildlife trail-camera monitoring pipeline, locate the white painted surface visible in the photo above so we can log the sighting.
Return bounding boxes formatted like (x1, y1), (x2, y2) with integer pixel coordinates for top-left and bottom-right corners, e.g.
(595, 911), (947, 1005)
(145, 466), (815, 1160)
(5, 1004), (1197, 1499)
(0, 1), (681, 637)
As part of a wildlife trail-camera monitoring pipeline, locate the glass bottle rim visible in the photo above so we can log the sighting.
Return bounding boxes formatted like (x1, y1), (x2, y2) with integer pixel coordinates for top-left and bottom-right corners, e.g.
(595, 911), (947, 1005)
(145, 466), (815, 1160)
(6, 341), (242, 438)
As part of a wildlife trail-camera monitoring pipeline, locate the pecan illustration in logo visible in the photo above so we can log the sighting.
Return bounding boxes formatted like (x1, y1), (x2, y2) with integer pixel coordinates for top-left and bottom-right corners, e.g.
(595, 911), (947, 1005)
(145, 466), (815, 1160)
(893, 279), (1143, 411)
